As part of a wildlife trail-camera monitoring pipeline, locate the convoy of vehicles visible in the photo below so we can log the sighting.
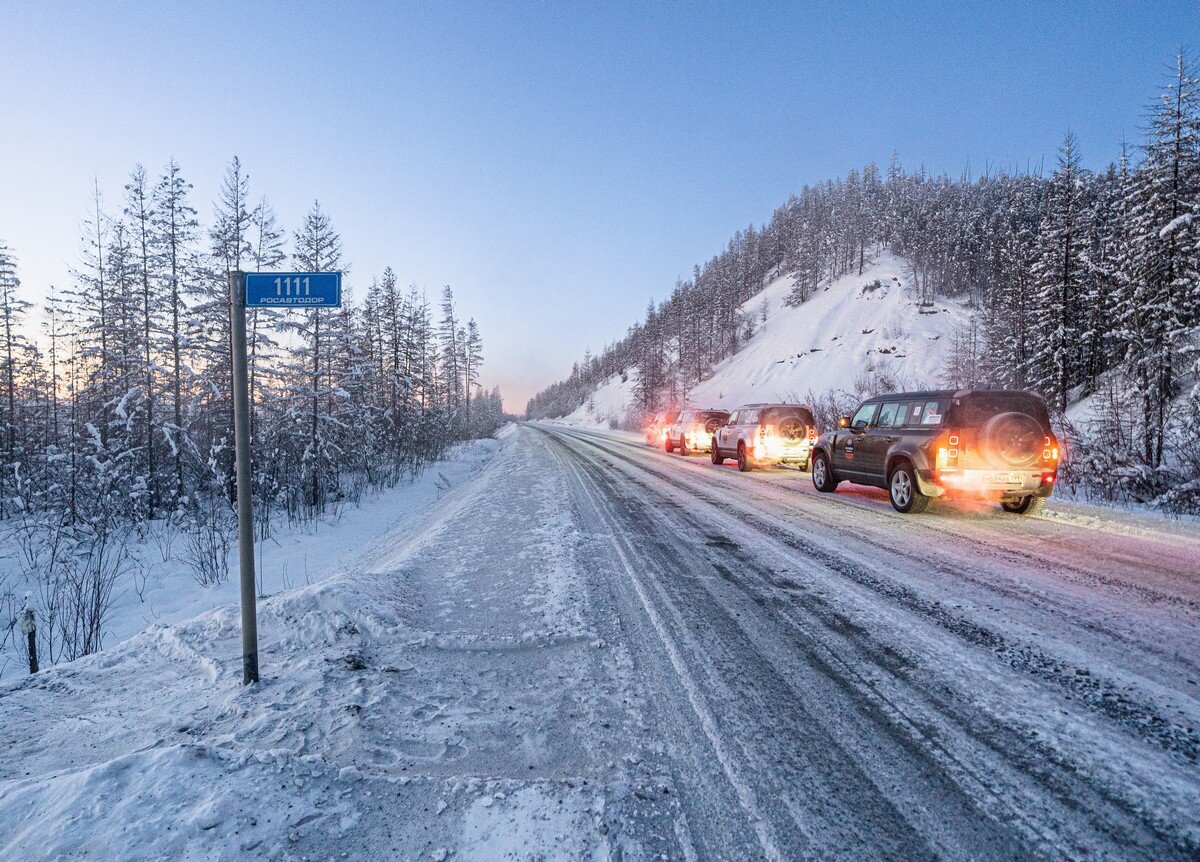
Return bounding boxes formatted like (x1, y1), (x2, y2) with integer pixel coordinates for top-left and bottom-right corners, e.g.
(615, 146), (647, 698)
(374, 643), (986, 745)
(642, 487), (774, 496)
(641, 389), (1059, 515)
(644, 409), (678, 447)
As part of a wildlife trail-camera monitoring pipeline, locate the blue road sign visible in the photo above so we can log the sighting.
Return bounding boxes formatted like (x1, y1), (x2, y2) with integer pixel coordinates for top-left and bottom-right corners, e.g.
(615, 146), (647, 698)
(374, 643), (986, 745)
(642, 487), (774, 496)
(245, 272), (342, 308)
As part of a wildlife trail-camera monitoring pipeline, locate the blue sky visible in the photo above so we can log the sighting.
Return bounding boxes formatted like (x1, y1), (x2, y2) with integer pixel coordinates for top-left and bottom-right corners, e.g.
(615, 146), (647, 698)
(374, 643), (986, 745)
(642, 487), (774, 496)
(1, 1), (1195, 409)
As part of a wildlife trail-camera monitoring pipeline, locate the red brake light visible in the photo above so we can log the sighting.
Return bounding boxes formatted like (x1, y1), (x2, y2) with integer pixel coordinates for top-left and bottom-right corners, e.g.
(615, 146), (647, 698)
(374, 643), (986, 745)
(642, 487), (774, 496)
(936, 430), (960, 472)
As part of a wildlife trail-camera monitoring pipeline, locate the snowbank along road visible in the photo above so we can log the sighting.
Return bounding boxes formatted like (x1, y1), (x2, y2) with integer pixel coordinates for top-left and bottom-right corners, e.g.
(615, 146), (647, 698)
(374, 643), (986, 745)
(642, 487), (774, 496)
(2, 424), (1198, 860)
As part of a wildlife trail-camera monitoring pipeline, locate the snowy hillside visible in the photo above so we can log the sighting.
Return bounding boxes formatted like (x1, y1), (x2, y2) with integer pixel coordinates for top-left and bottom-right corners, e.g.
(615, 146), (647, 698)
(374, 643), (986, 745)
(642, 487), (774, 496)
(558, 252), (968, 427)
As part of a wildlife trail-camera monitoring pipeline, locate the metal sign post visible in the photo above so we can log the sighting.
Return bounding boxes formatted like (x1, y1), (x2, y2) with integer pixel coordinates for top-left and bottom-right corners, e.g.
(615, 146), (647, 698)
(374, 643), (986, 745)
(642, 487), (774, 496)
(230, 271), (258, 684)
(229, 269), (343, 685)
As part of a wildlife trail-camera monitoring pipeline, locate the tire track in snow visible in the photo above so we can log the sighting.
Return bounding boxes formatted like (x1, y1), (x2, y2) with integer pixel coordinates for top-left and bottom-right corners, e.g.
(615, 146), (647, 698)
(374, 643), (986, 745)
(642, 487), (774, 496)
(541, 427), (1047, 861)
(554, 426), (1200, 766)
(542, 426), (1200, 858)
(541, 429), (791, 861)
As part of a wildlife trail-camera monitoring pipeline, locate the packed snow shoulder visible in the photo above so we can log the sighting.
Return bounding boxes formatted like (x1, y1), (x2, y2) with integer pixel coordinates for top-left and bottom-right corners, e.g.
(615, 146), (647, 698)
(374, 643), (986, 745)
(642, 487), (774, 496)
(0, 431), (677, 860)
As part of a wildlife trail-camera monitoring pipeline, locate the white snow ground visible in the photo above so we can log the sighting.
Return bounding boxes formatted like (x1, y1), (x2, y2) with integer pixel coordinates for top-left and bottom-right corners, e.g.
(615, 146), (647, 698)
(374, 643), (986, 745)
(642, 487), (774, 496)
(0, 427), (669, 861)
(2, 423), (1198, 860)
(557, 251), (967, 427)
(0, 441), (498, 683)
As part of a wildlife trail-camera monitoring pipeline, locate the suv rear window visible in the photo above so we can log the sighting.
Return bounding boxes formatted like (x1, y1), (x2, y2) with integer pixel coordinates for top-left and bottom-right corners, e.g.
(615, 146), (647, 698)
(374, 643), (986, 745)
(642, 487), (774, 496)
(952, 393), (1048, 428)
(902, 400), (946, 427)
(764, 407), (814, 426)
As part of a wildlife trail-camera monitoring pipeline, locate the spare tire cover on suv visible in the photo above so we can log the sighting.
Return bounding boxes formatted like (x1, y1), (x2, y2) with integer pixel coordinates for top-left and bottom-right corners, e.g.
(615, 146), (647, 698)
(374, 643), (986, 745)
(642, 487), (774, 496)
(979, 412), (1042, 467)
(777, 416), (806, 442)
(703, 416), (724, 435)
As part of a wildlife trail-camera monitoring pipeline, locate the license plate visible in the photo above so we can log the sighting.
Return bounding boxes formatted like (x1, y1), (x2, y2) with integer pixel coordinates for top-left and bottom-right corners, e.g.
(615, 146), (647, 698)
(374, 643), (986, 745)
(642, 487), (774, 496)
(982, 471), (1024, 485)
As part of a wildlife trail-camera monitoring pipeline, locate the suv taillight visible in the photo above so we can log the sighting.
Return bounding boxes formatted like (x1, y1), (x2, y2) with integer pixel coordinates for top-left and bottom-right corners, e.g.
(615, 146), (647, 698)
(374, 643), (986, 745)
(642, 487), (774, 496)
(759, 425), (772, 441)
(936, 430), (960, 471)
(1041, 435), (1060, 485)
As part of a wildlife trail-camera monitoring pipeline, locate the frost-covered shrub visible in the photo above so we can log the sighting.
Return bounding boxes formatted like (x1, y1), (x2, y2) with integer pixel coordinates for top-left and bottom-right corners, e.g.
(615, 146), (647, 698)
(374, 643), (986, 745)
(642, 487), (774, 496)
(852, 359), (901, 398)
(1058, 378), (1200, 515)
(789, 389), (859, 432)
(184, 498), (234, 587)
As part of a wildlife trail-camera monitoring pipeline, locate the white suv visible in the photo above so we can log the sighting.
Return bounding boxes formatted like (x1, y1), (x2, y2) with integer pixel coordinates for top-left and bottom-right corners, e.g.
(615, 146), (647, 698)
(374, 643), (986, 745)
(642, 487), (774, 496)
(711, 403), (817, 472)
(664, 409), (731, 455)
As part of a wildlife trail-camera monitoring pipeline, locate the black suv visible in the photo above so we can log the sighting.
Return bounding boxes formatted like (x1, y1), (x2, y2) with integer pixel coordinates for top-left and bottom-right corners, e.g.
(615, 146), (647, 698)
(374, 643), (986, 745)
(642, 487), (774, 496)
(810, 390), (1060, 514)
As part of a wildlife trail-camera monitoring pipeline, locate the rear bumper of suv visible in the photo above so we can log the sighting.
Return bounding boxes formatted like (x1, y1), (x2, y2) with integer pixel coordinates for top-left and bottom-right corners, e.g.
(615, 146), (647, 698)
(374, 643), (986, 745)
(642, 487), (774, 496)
(748, 440), (812, 466)
(922, 467), (1055, 500)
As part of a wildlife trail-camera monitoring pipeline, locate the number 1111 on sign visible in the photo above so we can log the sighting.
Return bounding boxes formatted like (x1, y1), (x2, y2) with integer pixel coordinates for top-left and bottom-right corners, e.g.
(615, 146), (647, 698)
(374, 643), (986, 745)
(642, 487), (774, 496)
(244, 271), (342, 308)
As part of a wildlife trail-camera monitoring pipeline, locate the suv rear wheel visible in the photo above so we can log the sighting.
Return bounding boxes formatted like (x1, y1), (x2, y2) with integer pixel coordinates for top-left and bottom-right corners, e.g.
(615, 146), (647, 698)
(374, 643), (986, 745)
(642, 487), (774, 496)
(1001, 496), (1045, 516)
(812, 452), (838, 492)
(679, 437), (691, 456)
(737, 443), (753, 472)
(710, 439), (723, 465)
(888, 461), (929, 513)
(664, 436), (674, 453)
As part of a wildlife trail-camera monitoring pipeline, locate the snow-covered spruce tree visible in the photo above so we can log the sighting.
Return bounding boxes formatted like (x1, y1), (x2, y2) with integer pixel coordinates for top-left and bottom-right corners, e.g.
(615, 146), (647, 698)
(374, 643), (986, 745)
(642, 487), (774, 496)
(67, 183), (112, 450)
(288, 200), (343, 514)
(979, 174), (1042, 387)
(102, 218), (152, 520)
(196, 156), (255, 504)
(246, 195), (288, 533)
(123, 164), (162, 517)
(57, 189), (141, 522)
(246, 195), (286, 445)
(1117, 52), (1200, 470)
(150, 159), (201, 509)
(438, 285), (463, 433)
(1075, 153), (1128, 392)
(0, 241), (32, 518)
(463, 318), (483, 432)
(1025, 132), (1090, 413)
(408, 286), (447, 459)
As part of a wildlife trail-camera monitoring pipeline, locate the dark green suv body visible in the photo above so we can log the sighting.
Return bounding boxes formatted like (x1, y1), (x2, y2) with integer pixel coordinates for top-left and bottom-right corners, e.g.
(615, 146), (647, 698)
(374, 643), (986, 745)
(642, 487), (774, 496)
(809, 389), (1060, 514)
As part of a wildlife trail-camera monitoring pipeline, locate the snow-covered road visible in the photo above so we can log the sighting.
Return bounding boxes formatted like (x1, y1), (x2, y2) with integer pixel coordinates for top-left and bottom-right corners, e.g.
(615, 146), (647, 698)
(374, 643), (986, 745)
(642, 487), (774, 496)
(536, 424), (1200, 860)
(2, 424), (1198, 860)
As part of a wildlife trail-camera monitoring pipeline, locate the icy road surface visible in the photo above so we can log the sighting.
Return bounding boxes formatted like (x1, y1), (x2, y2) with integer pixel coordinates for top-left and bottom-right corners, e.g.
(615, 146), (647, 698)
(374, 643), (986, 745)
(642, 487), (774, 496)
(2, 424), (1198, 860)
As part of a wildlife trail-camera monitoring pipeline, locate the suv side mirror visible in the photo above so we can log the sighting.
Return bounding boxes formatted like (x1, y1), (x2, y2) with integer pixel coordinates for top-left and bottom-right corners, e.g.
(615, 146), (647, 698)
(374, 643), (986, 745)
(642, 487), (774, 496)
(838, 416), (851, 428)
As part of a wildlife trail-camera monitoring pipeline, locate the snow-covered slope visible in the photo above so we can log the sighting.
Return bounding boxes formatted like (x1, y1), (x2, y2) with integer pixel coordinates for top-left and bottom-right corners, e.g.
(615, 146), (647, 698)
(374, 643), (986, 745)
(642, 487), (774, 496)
(693, 252), (967, 406)
(555, 369), (640, 430)
(557, 251), (968, 427)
